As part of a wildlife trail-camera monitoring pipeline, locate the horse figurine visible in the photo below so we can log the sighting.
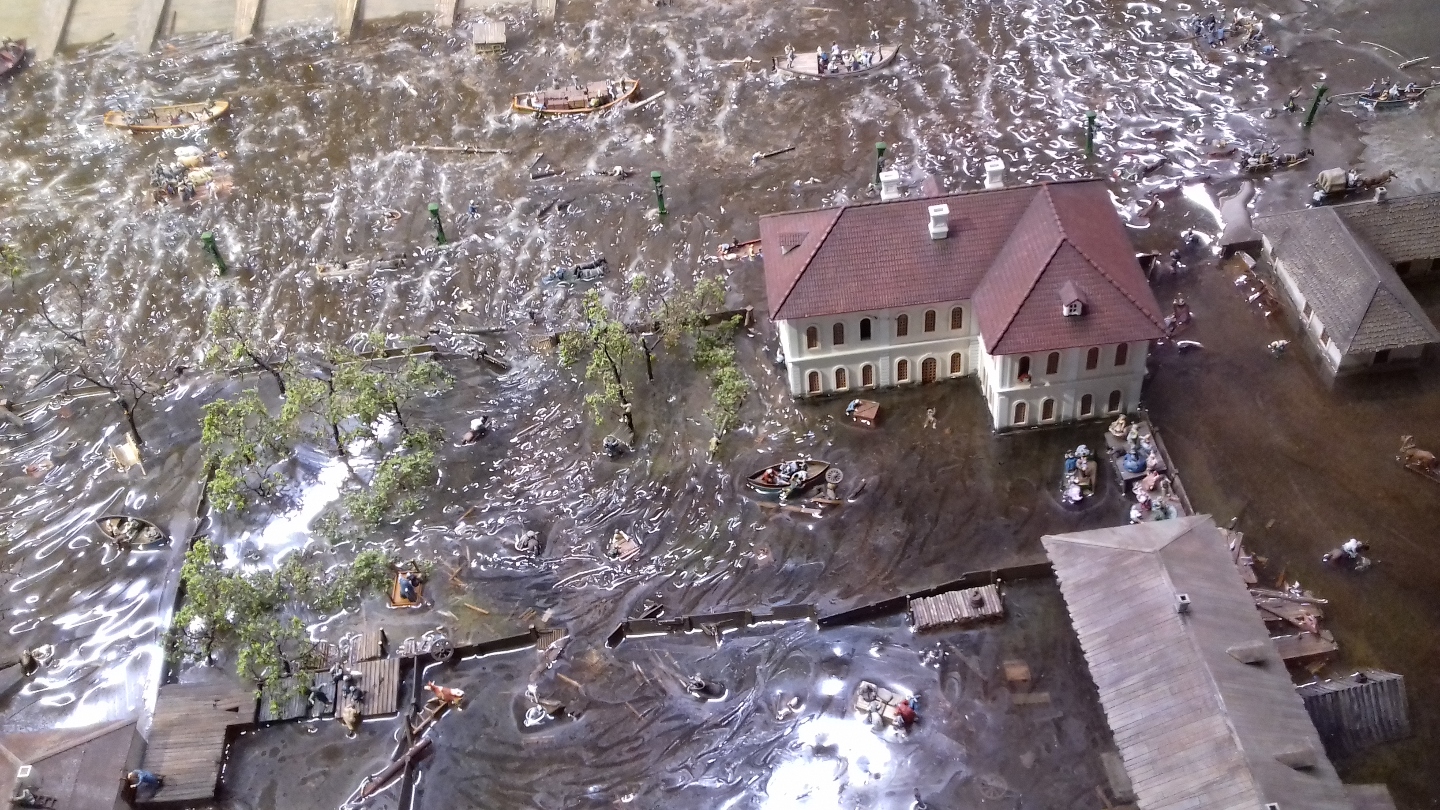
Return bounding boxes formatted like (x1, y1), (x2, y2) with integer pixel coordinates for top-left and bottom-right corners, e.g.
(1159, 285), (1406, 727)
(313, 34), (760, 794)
(1355, 168), (1397, 190)
(1399, 435), (1439, 475)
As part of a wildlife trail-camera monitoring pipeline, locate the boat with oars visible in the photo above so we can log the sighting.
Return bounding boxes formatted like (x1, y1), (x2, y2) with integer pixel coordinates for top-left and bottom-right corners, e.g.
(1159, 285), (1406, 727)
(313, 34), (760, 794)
(0, 40), (26, 79)
(775, 45), (898, 79)
(1359, 85), (1427, 108)
(512, 79), (639, 116)
(104, 100), (230, 132)
(746, 458), (831, 497)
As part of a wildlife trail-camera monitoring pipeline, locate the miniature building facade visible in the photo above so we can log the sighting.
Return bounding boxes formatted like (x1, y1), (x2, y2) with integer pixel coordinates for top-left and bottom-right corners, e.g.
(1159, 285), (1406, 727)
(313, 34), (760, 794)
(760, 180), (1166, 429)
(1256, 195), (1440, 380)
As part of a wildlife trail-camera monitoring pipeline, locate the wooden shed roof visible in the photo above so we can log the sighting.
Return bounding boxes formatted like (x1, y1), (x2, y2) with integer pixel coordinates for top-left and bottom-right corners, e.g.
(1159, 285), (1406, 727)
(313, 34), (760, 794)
(1042, 516), (1354, 810)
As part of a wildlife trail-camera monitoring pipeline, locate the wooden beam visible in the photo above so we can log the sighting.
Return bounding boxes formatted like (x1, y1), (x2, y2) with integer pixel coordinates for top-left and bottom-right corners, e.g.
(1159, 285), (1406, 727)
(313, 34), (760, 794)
(234, 0), (262, 42)
(132, 0), (170, 53)
(435, 0), (458, 28)
(35, 0), (74, 61)
(335, 0), (360, 40)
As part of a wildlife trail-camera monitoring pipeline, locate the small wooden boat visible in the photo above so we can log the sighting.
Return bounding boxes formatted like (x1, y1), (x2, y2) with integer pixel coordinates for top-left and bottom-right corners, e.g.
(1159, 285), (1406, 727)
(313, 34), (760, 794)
(103, 100), (230, 132)
(606, 530), (642, 561)
(1360, 87), (1427, 107)
(1238, 148), (1312, 173)
(776, 45), (898, 78)
(746, 459), (831, 496)
(512, 79), (639, 116)
(389, 569), (425, 608)
(0, 40), (27, 79)
(96, 515), (168, 549)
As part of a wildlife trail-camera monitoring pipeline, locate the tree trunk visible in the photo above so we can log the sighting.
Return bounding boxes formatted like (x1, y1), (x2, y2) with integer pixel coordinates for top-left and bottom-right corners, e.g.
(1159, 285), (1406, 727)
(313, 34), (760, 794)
(249, 350), (287, 396)
(118, 398), (143, 445)
(601, 348), (635, 432)
(642, 337), (656, 382)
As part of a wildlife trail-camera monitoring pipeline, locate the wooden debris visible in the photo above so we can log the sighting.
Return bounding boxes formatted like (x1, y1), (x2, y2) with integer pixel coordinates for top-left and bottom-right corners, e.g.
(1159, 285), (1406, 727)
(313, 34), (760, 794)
(1011, 692), (1051, 705)
(463, 603), (489, 615)
(909, 584), (1004, 631)
(1003, 659), (1032, 692)
(408, 144), (509, 155)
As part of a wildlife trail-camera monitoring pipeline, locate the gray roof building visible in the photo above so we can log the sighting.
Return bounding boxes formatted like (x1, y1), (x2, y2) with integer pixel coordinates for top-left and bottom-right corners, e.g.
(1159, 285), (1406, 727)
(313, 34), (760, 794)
(1043, 516), (1355, 810)
(1334, 194), (1440, 265)
(1255, 207), (1439, 356)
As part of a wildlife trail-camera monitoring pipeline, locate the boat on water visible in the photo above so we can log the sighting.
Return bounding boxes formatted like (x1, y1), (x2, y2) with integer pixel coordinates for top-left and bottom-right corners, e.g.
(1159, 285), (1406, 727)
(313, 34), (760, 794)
(96, 515), (168, 549)
(0, 40), (26, 79)
(104, 100), (230, 132)
(1238, 148), (1312, 173)
(746, 459), (831, 497)
(512, 79), (639, 116)
(1360, 87), (1427, 107)
(389, 568), (426, 608)
(775, 45), (898, 79)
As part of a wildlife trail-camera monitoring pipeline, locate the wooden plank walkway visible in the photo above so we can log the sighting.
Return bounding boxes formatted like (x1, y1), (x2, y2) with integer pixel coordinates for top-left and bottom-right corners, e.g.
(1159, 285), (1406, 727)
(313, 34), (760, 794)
(136, 682), (257, 804)
(132, 0), (168, 53)
(337, 657), (402, 718)
(234, 0), (262, 41)
(909, 584), (1003, 631)
(1256, 596), (1323, 629)
(1299, 670), (1410, 755)
(472, 21), (506, 53)
(314, 628), (386, 669)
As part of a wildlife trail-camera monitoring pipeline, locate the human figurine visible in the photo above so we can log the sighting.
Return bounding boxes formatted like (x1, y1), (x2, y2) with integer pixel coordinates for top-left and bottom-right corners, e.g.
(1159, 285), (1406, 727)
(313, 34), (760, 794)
(1268, 339), (1289, 357)
(127, 770), (164, 791)
(894, 698), (917, 729)
(687, 675), (716, 698)
(1146, 449), (1163, 472)
(460, 416), (489, 445)
(398, 570), (422, 603)
(307, 684), (332, 716)
(923, 408), (938, 429)
(1108, 413), (1129, 438)
(341, 704), (362, 737)
(1341, 538), (1367, 559)
(18, 649), (37, 677)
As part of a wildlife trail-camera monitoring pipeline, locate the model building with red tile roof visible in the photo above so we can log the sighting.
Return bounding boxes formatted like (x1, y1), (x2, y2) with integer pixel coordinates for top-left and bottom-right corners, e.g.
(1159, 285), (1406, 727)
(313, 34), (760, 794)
(759, 178), (1166, 429)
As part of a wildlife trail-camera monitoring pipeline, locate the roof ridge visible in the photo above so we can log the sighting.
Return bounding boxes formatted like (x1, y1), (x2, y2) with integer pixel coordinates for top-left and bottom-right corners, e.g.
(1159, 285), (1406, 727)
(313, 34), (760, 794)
(1330, 209), (1383, 354)
(1047, 186), (1166, 330)
(773, 206), (846, 317)
(983, 193), (1065, 352)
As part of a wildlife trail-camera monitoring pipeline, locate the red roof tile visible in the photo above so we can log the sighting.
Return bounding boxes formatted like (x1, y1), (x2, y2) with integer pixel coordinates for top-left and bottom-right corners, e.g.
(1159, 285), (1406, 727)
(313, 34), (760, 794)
(761, 180), (1165, 354)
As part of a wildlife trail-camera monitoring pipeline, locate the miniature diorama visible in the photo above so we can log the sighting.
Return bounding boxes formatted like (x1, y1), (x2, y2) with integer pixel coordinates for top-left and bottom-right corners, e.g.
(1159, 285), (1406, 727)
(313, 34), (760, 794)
(0, 1), (1429, 808)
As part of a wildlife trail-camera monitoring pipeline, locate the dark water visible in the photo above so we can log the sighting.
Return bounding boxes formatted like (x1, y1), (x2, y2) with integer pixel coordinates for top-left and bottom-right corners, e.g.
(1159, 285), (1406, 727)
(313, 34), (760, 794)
(1, 0), (1438, 806)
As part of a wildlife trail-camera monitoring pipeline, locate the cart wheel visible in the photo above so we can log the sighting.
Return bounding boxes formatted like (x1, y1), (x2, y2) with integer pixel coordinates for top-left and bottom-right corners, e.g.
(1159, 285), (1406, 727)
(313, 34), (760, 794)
(825, 467), (844, 484)
(432, 639), (454, 662)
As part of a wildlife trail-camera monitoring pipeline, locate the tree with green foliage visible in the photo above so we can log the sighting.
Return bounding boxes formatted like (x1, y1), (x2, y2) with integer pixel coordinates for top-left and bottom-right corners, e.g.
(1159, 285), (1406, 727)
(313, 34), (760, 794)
(200, 390), (291, 511)
(170, 540), (401, 706)
(0, 243), (22, 291)
(558, 290), (637, 432)
(651, 275), (750, 436)
(204, 306), (290, 395)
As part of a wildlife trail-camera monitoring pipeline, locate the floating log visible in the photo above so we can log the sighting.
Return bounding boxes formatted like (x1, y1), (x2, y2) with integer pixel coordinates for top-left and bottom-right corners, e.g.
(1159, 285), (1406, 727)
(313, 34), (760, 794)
(631, 91), (666, 110)
(408, 144), (509, 155)
(909, 584), (1004, 631)
(360, 738), (433, 798)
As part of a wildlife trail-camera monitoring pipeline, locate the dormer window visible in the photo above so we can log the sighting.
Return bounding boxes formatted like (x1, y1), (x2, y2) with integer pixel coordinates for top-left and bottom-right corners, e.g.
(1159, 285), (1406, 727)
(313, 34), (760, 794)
(1060, 280), (1087, 317)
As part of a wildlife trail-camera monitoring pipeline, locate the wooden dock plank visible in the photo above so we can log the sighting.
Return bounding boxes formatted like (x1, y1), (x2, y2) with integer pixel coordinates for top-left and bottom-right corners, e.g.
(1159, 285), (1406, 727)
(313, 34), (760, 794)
(1273, 631), (1339, 664)
(136, 681), (258, 805)
(337, 657), (402, 718)
(909, 584), (1004, 631)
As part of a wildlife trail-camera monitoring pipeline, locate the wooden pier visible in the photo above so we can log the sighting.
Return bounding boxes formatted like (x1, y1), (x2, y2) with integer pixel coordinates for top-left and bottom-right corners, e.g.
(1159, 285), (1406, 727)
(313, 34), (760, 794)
(337, 656), (403, 718)
(1272, 631), (1339, 666)
(472, 21), (506, 54)
(136, 681), (257, 804)
(908, 584), (1003, 631)
(1299, 670), (1410, 755)
(258, 672), (334, 724)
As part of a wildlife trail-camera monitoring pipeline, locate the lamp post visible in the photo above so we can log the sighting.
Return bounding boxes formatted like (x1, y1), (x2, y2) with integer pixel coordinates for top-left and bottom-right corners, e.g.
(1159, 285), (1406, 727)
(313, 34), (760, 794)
(1303, 84), (1328, 128)
(651, 171), (667, 216)
(200, 231), (227, 275)
(875, 142), (888, 185)
(1085, 111), (1097, 157)
(428, 203), (447, 245)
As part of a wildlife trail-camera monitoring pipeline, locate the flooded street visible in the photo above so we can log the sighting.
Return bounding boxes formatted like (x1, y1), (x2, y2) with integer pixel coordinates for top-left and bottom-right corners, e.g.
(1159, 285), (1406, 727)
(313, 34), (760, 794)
(2, 0), (1440, 806)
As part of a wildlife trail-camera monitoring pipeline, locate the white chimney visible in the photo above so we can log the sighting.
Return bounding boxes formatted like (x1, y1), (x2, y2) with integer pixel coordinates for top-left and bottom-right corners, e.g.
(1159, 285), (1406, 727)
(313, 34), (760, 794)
(984, 157), (1006, 190)
(1376, 186), (1388, 204)
(1175, 593), (1191, 614)
(879, 170), (901, 201)
(928, 204), (949, 240)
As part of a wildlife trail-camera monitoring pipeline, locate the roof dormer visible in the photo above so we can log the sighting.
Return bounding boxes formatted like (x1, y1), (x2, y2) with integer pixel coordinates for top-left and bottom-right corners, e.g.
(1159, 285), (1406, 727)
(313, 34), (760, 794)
(1060, 280), (1087, 316)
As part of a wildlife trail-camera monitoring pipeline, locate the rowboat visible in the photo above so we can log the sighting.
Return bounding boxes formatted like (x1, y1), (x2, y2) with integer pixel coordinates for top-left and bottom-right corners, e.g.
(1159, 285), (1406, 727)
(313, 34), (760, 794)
(95, 515), (168, 549)
(389, 569), (425, 608)
(512, 79), (639, 116)
(1238, 148), (1312, 173)
(746, 459), (831, 496)
(1359, 87), (1426, 107)
(103, 100), (230, 132)
(0, 40), (26, 79)
(775, 45), (898, 79)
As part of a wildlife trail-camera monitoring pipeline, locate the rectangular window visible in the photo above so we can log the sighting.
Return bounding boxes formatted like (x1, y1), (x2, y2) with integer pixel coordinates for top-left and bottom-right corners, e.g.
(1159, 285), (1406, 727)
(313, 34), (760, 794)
(1374, 349), (1391, 364)
(1395, 261), (1412, 277)
(1303, 302), (1312, 319)
(1320, 328), (1329, 346)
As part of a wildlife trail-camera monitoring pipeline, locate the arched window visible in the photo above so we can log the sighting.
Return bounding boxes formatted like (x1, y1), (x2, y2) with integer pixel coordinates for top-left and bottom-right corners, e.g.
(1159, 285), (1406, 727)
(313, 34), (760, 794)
(862, 364), (874, 387)
(807, 371), (821, 394)
(1085, 347), (1099, 370)
(897, 359), (910, 382)
(1115, 342), (1129, 366)
(896, 314), (909, 337)
(860, 318), (872, 341)
(1046, 352), (1060, 375)
(1013, 400), (1028, 425)
(1042, 398), (1055, 421)
(835, 367), (848, 390)
(833, 323), (845, 346)
(950, 307), (964, 330)
(806, 327), (819, 350)
(950, 352), (964, 375)
(1080, 394), (1093, 416)
(924, 310), (936, 332)
(1017, 356), (1031, 382)
(921, 357), (937, 383)
(1108, 390), (1122, 412)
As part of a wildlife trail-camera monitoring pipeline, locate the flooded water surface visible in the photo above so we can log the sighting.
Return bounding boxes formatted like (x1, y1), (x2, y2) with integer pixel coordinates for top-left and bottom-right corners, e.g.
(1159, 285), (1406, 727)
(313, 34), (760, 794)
(2, 0), (1440, 806)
